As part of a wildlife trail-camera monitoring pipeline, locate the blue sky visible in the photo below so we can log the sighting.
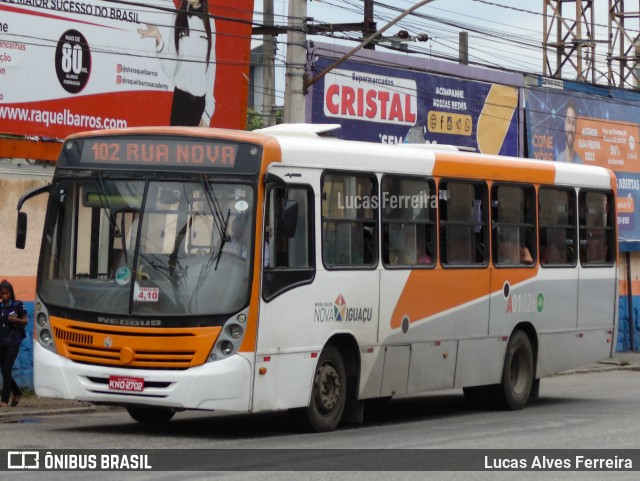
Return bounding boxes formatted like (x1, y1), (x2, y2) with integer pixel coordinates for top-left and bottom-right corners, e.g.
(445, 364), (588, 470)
(252, 0), (629, 105)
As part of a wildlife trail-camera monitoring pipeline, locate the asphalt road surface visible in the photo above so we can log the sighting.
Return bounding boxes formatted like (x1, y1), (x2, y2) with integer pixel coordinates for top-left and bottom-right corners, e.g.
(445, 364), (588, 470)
(1, 369), (639, 481)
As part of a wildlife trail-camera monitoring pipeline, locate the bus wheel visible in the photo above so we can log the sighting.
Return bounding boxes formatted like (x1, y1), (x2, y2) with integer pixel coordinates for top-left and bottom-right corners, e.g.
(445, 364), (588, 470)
(126, 406), (175, 424)
(498, 330), (534, 410)
(307, 344), (347, 432)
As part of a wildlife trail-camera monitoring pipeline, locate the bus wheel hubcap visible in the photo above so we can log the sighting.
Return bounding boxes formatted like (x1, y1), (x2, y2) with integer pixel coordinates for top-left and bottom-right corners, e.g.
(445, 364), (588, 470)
(318, 364), (340, 411)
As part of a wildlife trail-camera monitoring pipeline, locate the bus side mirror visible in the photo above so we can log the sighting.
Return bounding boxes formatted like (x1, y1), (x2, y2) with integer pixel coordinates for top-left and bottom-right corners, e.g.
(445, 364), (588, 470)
(16, 212), (27, 249)
(279, 200), (298, 238)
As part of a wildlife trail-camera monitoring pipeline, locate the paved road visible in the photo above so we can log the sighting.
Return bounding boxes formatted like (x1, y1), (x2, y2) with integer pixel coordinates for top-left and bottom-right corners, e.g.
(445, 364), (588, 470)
(1, 364), (640, 480)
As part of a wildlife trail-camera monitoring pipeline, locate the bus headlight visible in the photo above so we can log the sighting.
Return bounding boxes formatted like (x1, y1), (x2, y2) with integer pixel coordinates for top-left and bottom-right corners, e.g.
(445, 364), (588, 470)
(207, 307), (248, 362)
(40, 329), (52, 343)
(220, 341), (234, 355)
(229, 324), (243, 339)
(34, 297), (57, 353)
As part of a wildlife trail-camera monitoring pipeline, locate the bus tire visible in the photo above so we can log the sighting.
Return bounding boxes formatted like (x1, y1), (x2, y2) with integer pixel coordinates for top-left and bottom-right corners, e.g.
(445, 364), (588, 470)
(306, 344), (347, 432)
(126, 406), (175, 424)
(498, 330), (534, 410)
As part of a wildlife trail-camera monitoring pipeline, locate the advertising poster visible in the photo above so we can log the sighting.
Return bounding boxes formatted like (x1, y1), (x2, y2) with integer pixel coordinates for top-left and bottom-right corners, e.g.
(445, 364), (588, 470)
(525, 88), (640, 244)
(0, 0), (253, 141)
(309, 55), (519, 156)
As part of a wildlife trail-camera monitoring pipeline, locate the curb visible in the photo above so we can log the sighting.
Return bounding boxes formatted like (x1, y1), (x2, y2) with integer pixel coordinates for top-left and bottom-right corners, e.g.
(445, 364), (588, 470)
(0, 406), (100, 421)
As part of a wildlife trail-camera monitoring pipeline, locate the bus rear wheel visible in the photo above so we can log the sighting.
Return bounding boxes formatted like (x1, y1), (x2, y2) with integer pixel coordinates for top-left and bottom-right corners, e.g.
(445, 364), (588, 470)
(306, 344), (347, 432)
(498, 330), (534, 410)
(126, 406), (175, 424)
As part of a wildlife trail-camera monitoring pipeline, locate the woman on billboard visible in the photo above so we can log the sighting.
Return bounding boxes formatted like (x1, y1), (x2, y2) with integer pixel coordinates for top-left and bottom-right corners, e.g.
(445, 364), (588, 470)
(138, 0), (216, 127)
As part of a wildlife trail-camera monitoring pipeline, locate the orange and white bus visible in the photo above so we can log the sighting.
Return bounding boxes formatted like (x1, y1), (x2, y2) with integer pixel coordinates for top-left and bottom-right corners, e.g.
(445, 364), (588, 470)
(17, 124), (618, 432)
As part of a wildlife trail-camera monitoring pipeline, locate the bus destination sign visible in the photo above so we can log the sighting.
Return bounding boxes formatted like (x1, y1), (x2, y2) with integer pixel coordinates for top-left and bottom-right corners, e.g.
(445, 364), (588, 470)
(88, 140), (237, 167)
(60, 136), (261, 174)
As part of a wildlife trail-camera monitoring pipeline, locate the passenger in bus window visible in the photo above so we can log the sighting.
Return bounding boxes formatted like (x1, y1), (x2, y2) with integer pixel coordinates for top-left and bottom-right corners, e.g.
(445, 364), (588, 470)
(226, 214), (249, 259)
(520, 245), (533, 264)
(416, 228), (433, 265)
(586, 230), (607, 263)
(388, 226), (432, 266)
(138, 0), (216, 127)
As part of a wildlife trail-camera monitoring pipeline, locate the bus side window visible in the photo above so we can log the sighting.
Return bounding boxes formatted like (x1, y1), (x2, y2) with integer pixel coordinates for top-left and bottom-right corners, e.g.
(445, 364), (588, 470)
(321, 172), (378, 268)
(381, 174), (435, 268)
(492, 184), (536, 267)
(579, 191), (614, 266)
(439, 180), (487, 267)
(539, 188), (576, 266)
(262, 184), (315, 301)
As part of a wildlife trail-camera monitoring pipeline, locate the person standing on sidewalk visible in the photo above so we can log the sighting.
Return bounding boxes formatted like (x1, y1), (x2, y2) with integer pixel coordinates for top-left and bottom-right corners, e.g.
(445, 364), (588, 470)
(0, 279), (27, 407)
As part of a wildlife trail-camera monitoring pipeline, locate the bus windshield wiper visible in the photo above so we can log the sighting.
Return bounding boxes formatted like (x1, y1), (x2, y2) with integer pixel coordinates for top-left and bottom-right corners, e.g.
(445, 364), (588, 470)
(95, 173), (128, 261)
(199, 176), (230, 270)
(213, 208), (231, 270)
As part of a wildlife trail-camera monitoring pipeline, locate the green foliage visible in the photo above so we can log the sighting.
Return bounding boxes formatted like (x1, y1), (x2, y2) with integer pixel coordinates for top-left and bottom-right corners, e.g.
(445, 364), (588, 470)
(246, 109), (263, 131)
(246, 108), (283, 131)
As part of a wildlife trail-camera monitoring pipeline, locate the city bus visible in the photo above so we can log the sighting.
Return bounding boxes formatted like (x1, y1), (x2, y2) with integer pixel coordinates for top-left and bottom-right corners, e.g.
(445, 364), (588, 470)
(16, 124), (618, 432)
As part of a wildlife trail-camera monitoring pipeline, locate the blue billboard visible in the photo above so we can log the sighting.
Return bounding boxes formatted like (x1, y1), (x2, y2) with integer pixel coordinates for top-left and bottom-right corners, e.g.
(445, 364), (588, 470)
(525, 87), (640, 247)
(308, 53), (520, 156)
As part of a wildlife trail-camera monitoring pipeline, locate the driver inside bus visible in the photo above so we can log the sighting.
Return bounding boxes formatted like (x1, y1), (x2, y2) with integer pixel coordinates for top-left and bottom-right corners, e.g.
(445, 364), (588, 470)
(225, 214), (249, 259)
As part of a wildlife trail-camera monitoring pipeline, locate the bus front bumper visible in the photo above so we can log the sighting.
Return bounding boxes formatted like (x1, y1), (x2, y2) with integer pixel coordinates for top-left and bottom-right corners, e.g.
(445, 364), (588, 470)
(33, 342), (253, 412)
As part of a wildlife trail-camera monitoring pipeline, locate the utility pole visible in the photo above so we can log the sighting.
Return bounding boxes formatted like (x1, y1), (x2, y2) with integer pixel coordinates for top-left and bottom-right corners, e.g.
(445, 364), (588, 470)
(262, 0), (276, 126)
(305, 0), (435, 90)
(459, 31), (468, 65)
(283, 0), (433, 121)
(363, 0), (375, 50)
(284, 0), (308, 123)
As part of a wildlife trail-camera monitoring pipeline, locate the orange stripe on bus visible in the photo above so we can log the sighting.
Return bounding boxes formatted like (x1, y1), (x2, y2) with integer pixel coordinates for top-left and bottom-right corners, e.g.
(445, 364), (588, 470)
(390, 266), (539, 329)
(433, 151), (557, 184)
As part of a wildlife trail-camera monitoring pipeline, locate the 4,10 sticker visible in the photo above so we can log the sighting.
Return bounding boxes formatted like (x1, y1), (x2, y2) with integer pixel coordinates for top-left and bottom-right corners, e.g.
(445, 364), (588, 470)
(136, 286), (159, 303)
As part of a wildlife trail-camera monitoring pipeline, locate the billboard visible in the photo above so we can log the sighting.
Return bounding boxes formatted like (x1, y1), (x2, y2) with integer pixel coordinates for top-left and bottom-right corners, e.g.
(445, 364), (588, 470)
(308, 54), (519, 156)
(525, 88), (640, 245)
(0, 0), (253, 141)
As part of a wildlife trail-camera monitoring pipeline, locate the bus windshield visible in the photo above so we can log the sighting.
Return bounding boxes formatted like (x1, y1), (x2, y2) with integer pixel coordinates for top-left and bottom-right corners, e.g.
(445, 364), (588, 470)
(39, 177), (254, 317)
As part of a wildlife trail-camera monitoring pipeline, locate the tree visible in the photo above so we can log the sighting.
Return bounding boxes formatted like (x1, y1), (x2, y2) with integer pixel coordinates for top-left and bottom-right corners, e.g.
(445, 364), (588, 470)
(246, 109), (263, 131)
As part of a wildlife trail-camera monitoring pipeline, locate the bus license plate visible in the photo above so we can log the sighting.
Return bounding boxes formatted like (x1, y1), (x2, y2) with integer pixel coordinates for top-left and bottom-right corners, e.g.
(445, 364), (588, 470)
(108, 375), (144, 392)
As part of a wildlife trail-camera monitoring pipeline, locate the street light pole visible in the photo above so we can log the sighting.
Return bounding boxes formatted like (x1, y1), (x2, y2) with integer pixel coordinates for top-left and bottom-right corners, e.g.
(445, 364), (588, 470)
(262, 0), (276, 127)
(283, 0), (308, 123)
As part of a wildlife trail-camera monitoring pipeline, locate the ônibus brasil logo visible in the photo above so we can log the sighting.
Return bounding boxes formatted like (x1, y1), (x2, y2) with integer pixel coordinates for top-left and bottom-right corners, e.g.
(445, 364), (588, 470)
(314, 294), (373, 323)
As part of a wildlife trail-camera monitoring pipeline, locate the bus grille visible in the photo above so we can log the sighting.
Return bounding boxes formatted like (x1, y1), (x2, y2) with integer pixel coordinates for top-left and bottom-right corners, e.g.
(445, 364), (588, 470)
(54, 328), (94, 345)
(51, 319), (220, 370)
